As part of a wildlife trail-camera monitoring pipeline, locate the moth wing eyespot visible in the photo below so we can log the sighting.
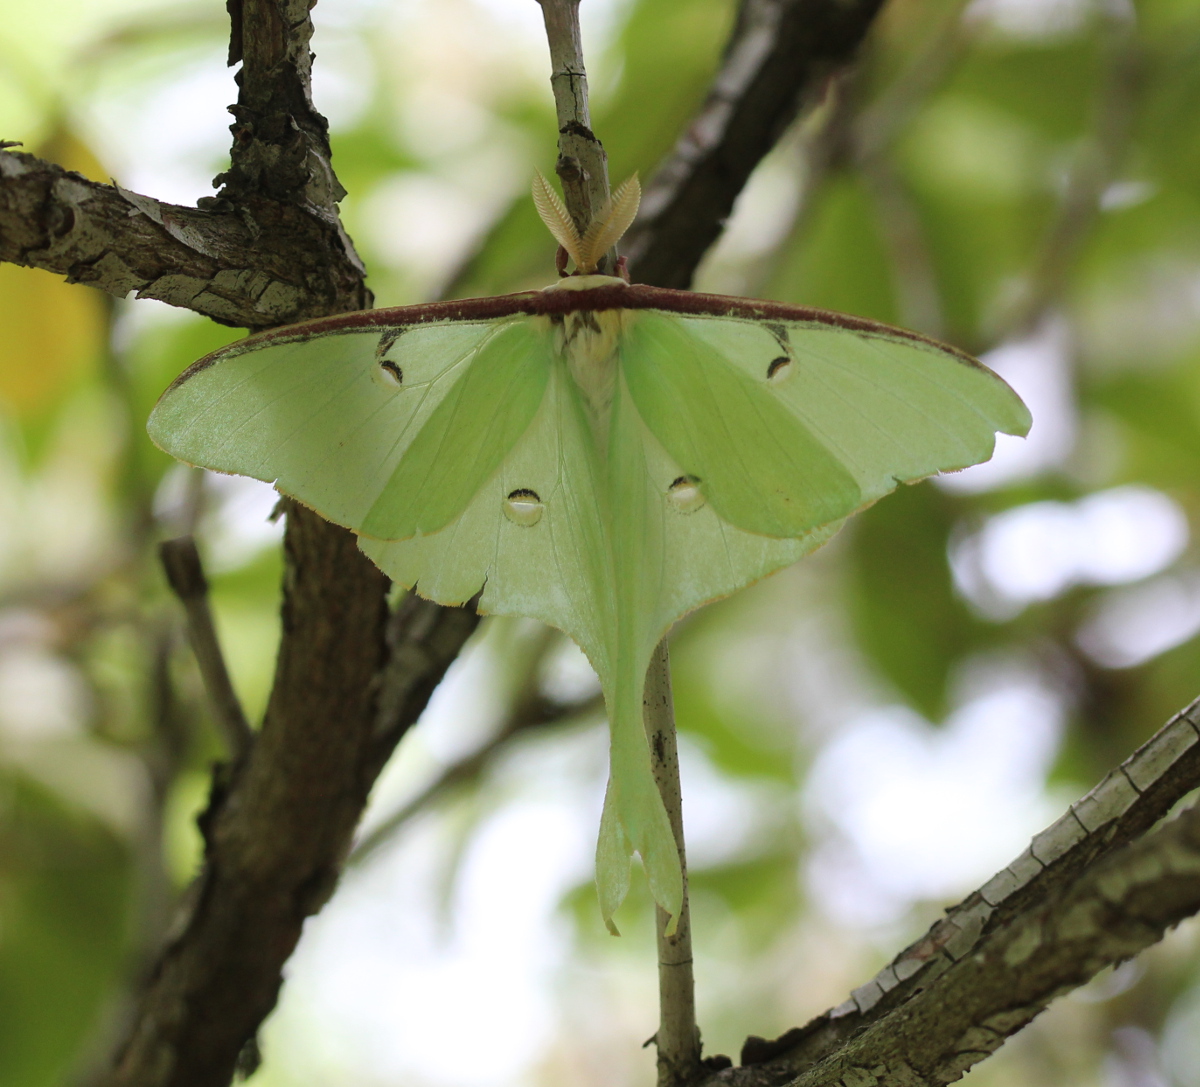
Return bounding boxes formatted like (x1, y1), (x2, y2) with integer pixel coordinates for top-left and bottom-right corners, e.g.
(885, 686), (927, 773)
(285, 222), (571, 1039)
(503, 488), (544, 526)
(667, 475), (705, 513)
(767, 356), (791, 381)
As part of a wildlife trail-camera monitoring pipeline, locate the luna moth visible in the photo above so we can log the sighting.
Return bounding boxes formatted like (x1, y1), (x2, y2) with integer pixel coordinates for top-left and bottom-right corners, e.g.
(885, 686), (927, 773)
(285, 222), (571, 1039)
(148, 175), (1030, 935)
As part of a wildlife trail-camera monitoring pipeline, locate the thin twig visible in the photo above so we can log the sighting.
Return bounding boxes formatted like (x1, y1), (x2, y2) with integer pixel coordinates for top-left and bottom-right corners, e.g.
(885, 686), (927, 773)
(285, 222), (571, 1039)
(350, 684), (602, 867)
(644, 642), (701, 1087)
(352, 610), (598, 866)
(536, 0), (613, 270)
(159, 536), (254, 761)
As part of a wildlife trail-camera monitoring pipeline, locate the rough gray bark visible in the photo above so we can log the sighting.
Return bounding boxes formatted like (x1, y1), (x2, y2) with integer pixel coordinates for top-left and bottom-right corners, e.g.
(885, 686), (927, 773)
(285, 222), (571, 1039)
(98, 510), (480, 1087)
(714, 699), (1200, 1087)
(0, 150), (348, 328)
(719, 798), (1200, 1087)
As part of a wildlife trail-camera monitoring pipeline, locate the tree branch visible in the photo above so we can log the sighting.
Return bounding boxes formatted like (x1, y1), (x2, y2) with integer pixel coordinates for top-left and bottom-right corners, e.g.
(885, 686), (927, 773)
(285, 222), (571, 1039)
(713, 697), (1200, 1087)
(625, 0), (887, 289)
(159, 536), (254, 762)
(0, 0), (368, 328)
(790, 800), (1200, 1087)
(0, 153), (274, 325)
(349, 675), (601, 868)
(0, 148), (368, 328)
(86, 0), (441, 1081)
(645, 643), (702, 1087)
(100, 508), (479, 1087)
(537, 0), (612, 260)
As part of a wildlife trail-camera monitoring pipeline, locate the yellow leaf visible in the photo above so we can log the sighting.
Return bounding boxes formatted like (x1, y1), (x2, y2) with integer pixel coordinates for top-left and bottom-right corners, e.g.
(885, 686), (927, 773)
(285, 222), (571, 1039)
(37, 124), (109, 184)
(0, 263), (106, 417)
(0, 127), (109, 418)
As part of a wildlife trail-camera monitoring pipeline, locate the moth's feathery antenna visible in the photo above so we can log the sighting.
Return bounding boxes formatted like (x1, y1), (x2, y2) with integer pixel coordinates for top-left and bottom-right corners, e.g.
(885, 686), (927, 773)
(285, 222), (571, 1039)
(532, 172), (640, 275)
(579, 174), (640, 274)
(533, 172), (584, 270)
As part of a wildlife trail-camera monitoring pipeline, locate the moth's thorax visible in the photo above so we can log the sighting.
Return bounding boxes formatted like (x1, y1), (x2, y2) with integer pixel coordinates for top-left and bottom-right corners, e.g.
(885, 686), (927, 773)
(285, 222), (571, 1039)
(543, 277), (630, 440)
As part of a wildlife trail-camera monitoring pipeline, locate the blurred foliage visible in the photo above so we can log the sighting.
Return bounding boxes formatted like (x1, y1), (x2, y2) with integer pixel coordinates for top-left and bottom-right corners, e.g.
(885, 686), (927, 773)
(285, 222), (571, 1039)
(3, 0), (1200, 1085)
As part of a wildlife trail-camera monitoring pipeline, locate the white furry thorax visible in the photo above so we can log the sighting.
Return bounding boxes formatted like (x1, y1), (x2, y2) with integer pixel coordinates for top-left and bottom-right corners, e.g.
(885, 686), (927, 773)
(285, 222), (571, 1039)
(543, 275), (630, 438)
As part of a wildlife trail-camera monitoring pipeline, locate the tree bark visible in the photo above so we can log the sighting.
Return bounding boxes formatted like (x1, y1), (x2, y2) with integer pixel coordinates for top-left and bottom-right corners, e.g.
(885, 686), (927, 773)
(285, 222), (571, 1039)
(719, 698), (1200, 1087)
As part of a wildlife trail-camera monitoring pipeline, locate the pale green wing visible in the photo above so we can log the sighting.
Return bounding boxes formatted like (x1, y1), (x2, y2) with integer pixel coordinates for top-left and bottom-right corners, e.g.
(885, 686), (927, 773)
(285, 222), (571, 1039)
(362, 359), (613, 659)
(149, 286), (1029, 940)
(595, 307), (1027, 930)
(621, 312), (861, 537)
(632, 310), (1031, 519)
(363, 355), (837, 934)
(147, 317), (549, 535)
(361, 322), (549, 538)
(595, 371), (838, 931)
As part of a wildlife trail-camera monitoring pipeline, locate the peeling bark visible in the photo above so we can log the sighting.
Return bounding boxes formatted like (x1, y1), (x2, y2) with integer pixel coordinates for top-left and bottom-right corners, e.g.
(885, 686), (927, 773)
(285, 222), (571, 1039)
(715, 699), (1200, 1087)
(0, 150), (367, 328)
(0, 1), (366, 327)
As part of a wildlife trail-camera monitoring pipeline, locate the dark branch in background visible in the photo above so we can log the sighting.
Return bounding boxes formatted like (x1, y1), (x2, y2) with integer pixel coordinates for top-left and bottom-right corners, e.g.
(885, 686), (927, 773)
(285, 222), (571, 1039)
(735, 2), (970, 308)
(626, 0), (886, 289)
(351, 669), (602, 867)
(704, 698), (1200, 1087)
(159, 537), (254, 761)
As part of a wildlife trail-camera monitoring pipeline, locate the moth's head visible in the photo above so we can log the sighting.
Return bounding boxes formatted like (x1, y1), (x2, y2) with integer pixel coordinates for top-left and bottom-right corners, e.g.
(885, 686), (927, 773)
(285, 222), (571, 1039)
(532, 172), (640, 278)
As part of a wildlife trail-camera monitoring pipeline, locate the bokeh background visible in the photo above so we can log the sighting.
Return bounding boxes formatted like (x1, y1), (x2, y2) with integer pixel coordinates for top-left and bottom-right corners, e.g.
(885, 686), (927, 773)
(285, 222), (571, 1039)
(4, 0), (1200, 1084)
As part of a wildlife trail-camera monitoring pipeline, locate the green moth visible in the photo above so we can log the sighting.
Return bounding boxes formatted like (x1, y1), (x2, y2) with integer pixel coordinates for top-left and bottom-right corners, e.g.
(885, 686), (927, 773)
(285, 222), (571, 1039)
(148, 175), (1030, 935)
